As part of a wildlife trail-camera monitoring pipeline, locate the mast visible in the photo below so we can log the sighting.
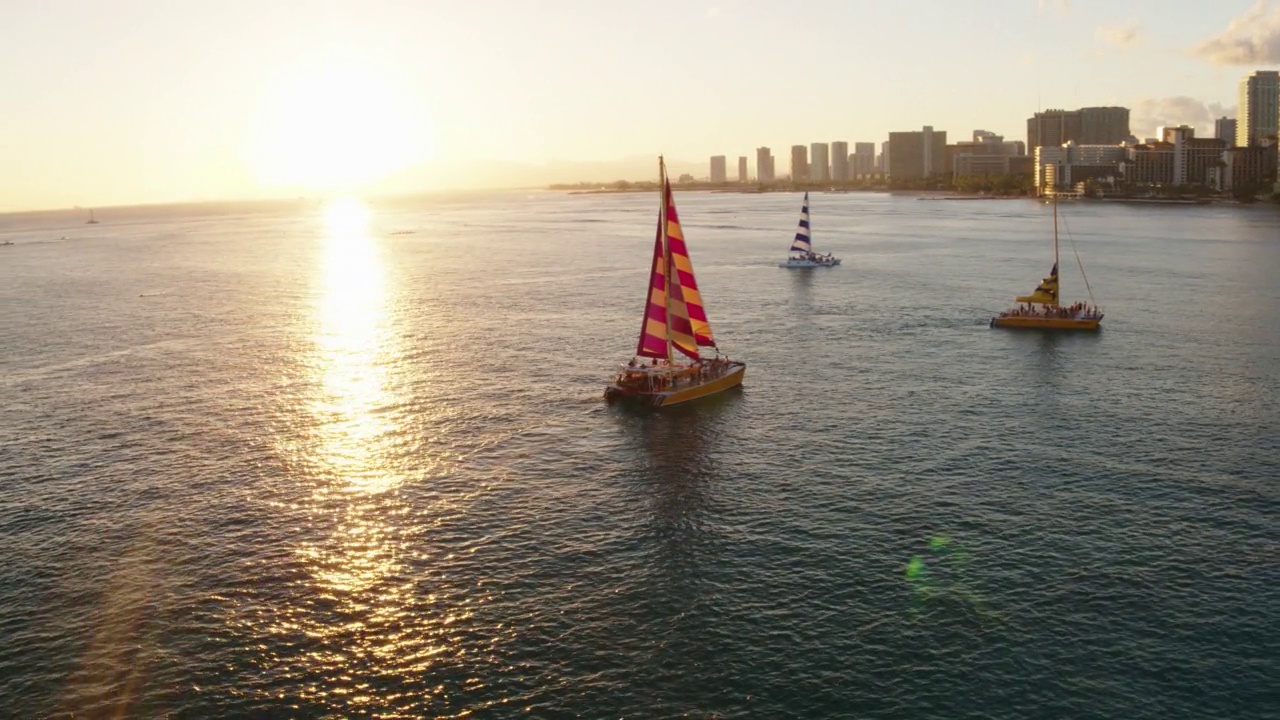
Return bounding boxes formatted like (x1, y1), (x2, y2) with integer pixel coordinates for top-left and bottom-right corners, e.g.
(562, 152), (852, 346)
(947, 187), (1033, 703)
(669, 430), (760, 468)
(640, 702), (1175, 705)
(1053, 194), (1060, 296)
(662, 161), (673, 363)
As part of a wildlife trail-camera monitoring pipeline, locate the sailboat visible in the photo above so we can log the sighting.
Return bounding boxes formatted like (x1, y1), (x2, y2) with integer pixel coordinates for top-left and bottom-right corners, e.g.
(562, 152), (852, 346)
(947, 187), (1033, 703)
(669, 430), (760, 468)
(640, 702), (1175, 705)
(604, 158), (746, 407)
(779, 191), (840, 268)
(86, 209), (99, 224)
(990, 198), (1102, 331)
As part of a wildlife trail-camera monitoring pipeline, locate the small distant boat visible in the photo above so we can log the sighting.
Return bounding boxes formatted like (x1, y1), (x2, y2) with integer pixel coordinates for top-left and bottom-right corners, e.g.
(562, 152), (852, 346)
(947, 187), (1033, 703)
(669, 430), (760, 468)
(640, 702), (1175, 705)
(0, 241), (13, 247)
(604, 157), (746, 408)
(86, 209), (99, 224)
(779, 192), (840, 268)
(991, 198), (1103, 331)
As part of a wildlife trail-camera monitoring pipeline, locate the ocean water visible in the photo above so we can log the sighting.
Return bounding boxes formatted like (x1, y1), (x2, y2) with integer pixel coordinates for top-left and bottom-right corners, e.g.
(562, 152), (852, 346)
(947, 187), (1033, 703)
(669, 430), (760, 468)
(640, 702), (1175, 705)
(0, 191), (1276, 718)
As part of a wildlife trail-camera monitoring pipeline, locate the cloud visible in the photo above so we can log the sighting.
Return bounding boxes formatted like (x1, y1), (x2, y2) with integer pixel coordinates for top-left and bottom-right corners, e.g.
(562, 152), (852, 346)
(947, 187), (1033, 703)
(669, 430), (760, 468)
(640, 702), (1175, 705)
(1191, 0), (1280, 64)
(1131, 97), (1236, 139)
(1096, 22), (1141, 51)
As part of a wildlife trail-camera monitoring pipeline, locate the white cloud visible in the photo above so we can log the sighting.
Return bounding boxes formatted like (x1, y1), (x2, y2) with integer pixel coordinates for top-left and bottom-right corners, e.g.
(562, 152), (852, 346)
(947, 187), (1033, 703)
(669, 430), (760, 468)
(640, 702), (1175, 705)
(1096, 22), (1141, 51)
(1131, 97), (1236, 139)
(1191, 1), (1280, 65)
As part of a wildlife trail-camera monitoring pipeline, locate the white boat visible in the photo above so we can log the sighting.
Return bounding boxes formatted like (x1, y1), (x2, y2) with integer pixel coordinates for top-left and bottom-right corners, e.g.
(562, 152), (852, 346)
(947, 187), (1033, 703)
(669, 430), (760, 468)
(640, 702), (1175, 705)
(779, 192), (840, 268)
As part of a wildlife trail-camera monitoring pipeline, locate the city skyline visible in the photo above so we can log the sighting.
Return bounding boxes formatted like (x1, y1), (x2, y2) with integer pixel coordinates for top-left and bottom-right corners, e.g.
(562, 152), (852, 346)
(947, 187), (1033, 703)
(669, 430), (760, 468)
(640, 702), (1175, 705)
(1, 0), (1279, 211)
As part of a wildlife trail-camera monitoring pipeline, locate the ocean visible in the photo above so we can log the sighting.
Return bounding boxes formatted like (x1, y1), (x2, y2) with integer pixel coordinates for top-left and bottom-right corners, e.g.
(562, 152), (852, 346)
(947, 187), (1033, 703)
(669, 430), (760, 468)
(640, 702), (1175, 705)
(1, 191), (1276, 718)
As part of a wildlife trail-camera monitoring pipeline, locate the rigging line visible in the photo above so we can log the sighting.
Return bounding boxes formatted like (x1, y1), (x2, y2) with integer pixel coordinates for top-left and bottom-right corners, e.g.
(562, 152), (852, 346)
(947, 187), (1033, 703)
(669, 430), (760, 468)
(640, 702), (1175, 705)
(1057, 212), (1098, 308)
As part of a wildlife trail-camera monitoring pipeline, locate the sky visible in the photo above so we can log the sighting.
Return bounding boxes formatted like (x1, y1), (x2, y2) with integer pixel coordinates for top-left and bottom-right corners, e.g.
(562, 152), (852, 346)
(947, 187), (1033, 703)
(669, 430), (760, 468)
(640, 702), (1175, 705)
(1, 0), (1279, 211)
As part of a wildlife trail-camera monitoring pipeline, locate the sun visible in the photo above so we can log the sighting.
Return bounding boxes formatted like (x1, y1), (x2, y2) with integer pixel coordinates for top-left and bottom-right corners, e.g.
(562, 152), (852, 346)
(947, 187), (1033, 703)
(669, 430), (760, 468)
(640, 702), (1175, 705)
(324, 197), (371, 238)
(251, 61), (434, 192)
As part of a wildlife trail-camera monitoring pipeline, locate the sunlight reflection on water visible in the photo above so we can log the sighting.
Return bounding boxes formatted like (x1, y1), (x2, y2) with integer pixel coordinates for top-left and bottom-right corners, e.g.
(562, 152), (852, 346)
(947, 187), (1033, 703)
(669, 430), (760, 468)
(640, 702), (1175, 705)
(278, 198), (457, 712)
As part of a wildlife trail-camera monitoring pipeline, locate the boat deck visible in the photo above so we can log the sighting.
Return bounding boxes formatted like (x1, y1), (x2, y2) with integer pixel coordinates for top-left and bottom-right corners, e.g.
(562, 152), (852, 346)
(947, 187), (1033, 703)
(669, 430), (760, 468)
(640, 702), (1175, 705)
(604, 361), (746, 407)
(991, 314), (1103, 331)
(780, 257), (841, 268)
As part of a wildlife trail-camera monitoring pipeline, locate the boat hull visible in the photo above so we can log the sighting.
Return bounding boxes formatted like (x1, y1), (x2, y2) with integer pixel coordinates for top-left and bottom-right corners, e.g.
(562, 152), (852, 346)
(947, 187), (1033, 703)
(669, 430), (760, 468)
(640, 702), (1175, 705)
(990, 315), (1102, 331)
(780, 259), (841, 268)
(604, 362), (746, 407)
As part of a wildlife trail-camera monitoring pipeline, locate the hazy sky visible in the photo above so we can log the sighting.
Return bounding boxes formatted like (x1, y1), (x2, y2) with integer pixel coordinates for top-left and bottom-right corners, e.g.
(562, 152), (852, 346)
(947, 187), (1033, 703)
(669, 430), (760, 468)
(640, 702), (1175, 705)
(2, 0), (1278, 210)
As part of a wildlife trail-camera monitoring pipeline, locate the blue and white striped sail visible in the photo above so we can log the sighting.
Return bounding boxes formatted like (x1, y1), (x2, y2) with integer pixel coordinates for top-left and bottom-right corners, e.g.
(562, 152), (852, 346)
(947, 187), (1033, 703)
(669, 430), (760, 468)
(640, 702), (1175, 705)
(789, 192), (812, 253)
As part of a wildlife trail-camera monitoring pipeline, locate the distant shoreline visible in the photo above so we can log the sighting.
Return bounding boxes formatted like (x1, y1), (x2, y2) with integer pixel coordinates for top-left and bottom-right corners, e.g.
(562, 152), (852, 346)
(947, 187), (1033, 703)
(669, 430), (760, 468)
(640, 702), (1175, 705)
(560, 185), (1029, 198)
(556, 185), (1279, 206)
(563, 186), (1033, 200)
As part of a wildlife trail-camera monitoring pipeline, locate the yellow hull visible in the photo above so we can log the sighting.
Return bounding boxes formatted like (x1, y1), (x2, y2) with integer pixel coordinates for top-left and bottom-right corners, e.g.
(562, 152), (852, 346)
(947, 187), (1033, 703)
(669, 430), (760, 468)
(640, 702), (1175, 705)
(990, 315), (1102, 331)
(605, 362), (745, 407)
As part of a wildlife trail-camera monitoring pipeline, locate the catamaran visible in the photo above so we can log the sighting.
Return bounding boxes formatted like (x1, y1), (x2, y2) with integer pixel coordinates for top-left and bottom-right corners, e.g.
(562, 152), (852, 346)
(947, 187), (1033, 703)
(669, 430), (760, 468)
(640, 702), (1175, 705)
(991, 197), (1102, 331)
(604, 158), (746, 407)
(779, 192), (839, 268)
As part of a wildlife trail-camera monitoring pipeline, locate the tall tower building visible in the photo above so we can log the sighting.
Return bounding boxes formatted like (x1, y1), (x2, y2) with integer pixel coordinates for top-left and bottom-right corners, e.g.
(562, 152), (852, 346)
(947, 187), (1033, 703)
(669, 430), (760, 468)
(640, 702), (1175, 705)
(1237, 70), (1280, 148)
(854, 142), (876, 177)
(1079, 107), (1130, 144)
(738, 156), (748, 183)
(790, 145), (808, 183)
(756, 147), (775, 183)
(1215, 117), (1237, 145)
(888, 126), (947, 179)
(710, 155), (727, 183)
(1028, 109), (1081, 149)
(810, 143), (830, 182)
(830, 141), (849, 181)
(1160, 125), (1195, 185)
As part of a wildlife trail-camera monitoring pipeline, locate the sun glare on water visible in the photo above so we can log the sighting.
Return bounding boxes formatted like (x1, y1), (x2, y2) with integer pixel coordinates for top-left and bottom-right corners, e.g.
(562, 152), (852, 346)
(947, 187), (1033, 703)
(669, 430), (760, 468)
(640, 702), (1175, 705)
(252, 62), (434, 191)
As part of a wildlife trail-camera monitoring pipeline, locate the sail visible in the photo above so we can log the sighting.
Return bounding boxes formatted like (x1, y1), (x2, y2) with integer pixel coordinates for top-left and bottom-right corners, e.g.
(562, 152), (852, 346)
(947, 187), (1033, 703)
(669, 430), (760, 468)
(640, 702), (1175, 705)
(789, 192), (811, 253)
(662, 181), (716, 348)
(1016, 262), (1060, 305)
(636, 205), (671, 359)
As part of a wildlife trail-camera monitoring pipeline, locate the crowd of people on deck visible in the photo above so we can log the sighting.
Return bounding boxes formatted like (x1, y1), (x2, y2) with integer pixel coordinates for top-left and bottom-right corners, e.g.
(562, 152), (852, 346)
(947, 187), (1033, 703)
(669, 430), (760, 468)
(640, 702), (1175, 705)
(999, 302), (1100, 319)
(621, 356), (734, 392)
(793, 251), (836, 263)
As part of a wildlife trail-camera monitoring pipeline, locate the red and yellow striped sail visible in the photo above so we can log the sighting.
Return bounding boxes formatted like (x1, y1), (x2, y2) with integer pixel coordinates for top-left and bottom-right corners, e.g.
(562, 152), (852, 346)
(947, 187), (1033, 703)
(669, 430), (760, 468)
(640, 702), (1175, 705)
(636, 212), (670, 359)
(635, 176), (716, 360)
(663, 182), (715, 349)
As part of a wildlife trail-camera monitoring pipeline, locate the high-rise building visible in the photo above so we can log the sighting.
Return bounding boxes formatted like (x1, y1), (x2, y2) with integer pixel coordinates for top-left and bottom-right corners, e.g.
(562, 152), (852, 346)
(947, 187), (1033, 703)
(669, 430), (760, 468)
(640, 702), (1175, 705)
(738, 156), (748, 183)
(1035, 143), (1127, 191)
(790, 145), (809, 183)
(1123, 143), (1175, 185)
(830, 141), (849, 181)
(710, 155), (727, 183)
(1237, 70), (1280, 148)
(853, 142), (876, 177)
(1079, 107), (1130, 144)
(756, 147), (775, 183)
(880, 141), (890, 174)
(1159, 125), (1229, 186)
(1028, 106), (1129, 149)
(810, 143), (830, 182)
(1028, 109), (1081, 150)
(888, 126), (947, 180)
(952, 133), (1030, 177)
(1160, 125), (1195, 185)
(1218, 145), (1277, 191)
(1215, 117), (1238, 145)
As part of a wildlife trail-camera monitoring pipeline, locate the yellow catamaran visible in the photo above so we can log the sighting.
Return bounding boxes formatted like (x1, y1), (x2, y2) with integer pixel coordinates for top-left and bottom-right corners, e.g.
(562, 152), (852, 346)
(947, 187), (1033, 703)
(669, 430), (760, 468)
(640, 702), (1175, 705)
(991, 198), (1103, 331)
(604, 158), (745, 407)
